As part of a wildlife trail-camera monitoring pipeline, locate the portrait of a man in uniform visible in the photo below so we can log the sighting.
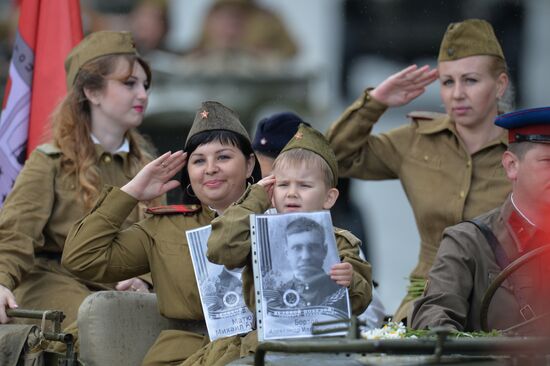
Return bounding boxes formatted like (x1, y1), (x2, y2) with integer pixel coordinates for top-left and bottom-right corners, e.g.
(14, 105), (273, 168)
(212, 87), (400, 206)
(209, 266), (245, 311)
(275, 217), (347, 309)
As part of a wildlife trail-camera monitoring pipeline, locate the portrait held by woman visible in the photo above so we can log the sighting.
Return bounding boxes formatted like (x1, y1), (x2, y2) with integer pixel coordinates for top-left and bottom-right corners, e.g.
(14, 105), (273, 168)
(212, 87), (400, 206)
(62, 101), (262, 365)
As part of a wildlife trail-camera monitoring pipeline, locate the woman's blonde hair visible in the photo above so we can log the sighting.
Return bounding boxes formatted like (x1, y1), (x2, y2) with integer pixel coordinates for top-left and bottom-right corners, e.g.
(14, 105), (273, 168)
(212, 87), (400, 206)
(52, 54), (155, 209)
(488, 55), (515, 114)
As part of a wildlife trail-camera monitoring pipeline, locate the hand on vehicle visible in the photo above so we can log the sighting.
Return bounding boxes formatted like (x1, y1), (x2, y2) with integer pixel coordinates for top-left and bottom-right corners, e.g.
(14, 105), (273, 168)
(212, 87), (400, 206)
(115, 278), (151, 293)
(0, 284), (18, 324)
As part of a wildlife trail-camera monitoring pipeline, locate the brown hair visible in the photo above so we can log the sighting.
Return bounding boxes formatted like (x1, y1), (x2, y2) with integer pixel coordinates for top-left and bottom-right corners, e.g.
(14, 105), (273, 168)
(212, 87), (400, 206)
(52, 54), (155, 209)
(272, 148), (334, 188)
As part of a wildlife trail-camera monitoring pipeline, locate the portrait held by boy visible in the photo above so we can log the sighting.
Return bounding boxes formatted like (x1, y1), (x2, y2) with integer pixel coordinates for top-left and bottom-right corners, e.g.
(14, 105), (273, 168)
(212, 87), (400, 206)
(188, 123), (372, 363)
(250, 211), (350, 340)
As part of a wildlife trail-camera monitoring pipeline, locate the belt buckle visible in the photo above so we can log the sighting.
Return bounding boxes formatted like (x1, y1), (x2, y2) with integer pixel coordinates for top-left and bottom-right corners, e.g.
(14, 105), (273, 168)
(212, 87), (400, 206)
(520, 304), (536, 320)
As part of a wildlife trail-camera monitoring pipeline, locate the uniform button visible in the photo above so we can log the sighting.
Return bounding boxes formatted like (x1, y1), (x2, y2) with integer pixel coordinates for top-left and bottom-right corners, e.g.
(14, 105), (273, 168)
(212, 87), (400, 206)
(466, 161), (472, 168)
(459, 191), (465, 198)
(423, 155), (429, 161)
(103, 155), (112, 163)
(305, 285), (309, 290)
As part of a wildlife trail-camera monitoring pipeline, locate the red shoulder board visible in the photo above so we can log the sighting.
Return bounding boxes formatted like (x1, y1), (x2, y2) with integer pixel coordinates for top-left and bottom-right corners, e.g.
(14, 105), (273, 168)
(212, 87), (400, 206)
(146, 204), (201, 215)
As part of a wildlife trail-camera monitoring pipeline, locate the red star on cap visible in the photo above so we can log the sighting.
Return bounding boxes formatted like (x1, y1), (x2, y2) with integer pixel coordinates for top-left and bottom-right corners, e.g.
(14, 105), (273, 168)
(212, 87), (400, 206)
(200, 110), (209, 119)
(294, 132), (303, 140)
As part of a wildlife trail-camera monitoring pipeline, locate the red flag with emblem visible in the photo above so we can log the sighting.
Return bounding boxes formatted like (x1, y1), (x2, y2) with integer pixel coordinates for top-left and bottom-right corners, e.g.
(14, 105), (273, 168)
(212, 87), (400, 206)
(0, 0), (83, 206)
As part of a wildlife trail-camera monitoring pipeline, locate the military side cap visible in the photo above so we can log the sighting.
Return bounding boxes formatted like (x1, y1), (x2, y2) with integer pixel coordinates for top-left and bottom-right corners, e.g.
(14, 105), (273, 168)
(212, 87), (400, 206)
(438, 19), (504, 62)
(65, 31), (138, 88)
(185, 101), (250, 147)
(281, 123), (338, 186)
(495, 106), (550, 144)
(252, 112), (309, 156)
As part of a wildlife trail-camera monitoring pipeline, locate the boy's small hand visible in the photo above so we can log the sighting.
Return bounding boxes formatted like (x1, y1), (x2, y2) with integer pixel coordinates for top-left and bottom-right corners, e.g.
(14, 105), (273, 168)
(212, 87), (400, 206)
(258, 175), (276, 200)
(330, 262), (353, 287)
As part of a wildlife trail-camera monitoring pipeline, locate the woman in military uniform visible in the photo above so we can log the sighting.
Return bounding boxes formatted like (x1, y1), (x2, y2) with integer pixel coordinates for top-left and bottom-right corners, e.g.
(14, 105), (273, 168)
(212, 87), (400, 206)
(62, 101), (262, 365)
(326, 19), (513, 323)
(0, 31), (156, 327)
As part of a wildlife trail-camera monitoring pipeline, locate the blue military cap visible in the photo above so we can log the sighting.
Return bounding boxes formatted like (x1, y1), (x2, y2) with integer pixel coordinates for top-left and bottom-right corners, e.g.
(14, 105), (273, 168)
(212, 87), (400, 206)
(495, 106), (550, 143)
(252, 112), (310, 157)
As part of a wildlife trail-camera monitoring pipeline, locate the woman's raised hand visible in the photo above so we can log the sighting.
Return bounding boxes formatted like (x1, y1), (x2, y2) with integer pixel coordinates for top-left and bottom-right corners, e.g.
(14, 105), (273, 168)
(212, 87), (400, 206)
(371, 64), (438, 107)
(122, 151), (187, 201)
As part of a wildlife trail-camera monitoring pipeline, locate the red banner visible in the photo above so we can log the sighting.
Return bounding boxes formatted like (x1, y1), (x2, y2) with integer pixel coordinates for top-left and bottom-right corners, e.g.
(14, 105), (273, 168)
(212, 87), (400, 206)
(0, 0), (82, 206)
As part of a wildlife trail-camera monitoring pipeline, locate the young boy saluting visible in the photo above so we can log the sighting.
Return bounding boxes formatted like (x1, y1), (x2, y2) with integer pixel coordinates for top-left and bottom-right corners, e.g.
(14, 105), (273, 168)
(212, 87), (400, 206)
(183, 124), (372, 365)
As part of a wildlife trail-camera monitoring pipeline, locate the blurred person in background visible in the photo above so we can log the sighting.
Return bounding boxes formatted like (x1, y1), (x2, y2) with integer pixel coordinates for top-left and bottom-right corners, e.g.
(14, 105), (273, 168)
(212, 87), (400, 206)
(327, 19), (514, 324)
(129, 0), (183, 62)
(181, 0), (298, 75)
(252, 112), (306, 177)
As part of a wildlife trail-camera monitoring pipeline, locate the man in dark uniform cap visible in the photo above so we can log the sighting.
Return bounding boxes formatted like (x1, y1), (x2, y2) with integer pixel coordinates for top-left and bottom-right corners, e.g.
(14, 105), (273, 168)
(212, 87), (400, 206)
(252, 112), (306, 177)
(411, 106), (550, 333)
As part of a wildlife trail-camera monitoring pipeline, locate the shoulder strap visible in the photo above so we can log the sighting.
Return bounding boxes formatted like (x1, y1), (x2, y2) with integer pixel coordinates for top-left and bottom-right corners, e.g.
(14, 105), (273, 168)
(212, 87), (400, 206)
(35, 143), (61, 155)
(333, 227), (361, 248)
(406, 111), (447, 121)
(146, 204), (200, 215)
(467, 219), (536, 320)
(466, 219), (510, 270)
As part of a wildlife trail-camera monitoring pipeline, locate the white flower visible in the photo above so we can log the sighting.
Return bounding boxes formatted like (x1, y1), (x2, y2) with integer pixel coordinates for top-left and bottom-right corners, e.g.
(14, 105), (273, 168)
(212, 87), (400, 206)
(361, 321), (408, 340)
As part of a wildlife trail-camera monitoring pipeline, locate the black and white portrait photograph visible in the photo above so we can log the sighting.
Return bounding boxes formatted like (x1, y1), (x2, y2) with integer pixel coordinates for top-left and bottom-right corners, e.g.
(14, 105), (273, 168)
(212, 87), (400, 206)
(251, 211), (351, 340)
(186, 225), (254, 341)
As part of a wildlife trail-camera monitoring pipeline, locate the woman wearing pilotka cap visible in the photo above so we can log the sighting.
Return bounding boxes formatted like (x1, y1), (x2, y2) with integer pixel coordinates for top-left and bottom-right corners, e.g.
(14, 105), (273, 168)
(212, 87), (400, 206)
(62, 100), (262, 364)
(0, 31), (157, 328)
(326, 19), (513, 323)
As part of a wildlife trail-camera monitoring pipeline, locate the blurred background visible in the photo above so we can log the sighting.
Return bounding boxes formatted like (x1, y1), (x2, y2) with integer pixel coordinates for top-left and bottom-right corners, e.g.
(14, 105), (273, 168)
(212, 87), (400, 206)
(0, 0), (549, 315)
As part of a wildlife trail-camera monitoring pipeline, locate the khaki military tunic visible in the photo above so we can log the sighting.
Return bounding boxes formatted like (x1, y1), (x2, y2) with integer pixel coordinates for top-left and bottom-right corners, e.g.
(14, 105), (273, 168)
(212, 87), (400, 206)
(0, 144), (144, 327)
(182, 184), (373, 366)
(326, 90), (511, 321)
(411, 197), (550, 332)
(62, 186), (216, 365)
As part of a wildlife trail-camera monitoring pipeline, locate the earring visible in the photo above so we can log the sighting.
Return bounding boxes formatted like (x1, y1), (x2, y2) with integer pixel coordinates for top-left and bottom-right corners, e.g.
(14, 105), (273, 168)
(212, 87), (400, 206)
(186, 184), (196, 198)
(247, 176), (255, 185)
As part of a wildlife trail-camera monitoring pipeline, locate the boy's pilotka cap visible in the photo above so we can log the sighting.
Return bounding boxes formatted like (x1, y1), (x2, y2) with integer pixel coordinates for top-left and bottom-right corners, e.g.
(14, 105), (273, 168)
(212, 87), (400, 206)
(438, 19), (504, 62)
(495, 107), (550, 144)
(280, 123), (338, 186)
(252, 112), (309, 156)
(185, 101), (250, 147)
(65, 31), (140, 89)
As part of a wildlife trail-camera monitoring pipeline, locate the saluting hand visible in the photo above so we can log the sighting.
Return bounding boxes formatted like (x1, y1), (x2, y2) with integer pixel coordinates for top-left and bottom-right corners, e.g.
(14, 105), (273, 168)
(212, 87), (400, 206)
(371, 64), (438, 107)
(122, 151), (187, 201)
(330, 262), (353, 287)
(0, 284), (18, 324)
(258, 174), (276, 202)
